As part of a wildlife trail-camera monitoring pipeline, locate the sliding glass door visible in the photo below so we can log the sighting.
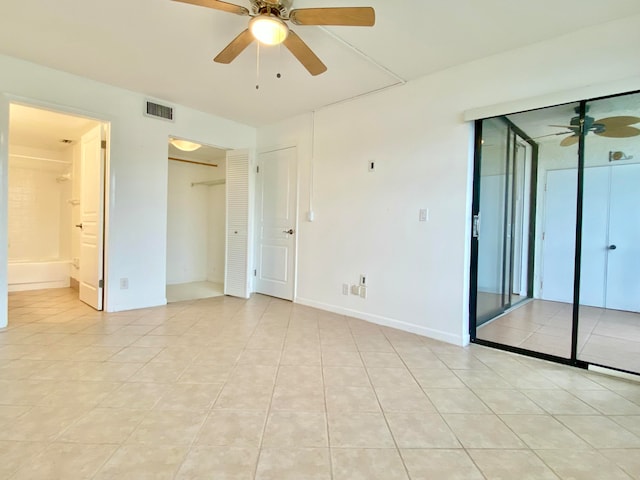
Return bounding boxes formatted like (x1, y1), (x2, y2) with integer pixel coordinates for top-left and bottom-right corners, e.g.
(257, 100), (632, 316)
(577, 93), (640, 374)
(473, 118), (534, 329)
(471, 91), (640, 375)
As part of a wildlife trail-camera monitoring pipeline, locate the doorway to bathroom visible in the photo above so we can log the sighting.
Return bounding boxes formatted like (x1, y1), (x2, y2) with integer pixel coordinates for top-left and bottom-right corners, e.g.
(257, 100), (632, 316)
(7, 103), (108, 311)
(165, 139), (228, 303)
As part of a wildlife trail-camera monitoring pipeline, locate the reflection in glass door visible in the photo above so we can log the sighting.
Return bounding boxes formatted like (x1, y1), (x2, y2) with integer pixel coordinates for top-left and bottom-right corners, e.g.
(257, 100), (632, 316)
(577, 93), (640, 374)
(473, 118), (534, 327)
(471, 91), (640, 376)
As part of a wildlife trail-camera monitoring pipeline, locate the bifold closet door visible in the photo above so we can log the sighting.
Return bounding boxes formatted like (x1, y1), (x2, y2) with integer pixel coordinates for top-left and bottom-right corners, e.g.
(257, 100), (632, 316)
(224, 149), (253, 299)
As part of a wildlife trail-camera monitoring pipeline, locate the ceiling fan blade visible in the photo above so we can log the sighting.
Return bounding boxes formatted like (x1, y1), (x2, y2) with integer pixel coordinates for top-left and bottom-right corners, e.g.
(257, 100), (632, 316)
(595, 116), (640, 128)
(283, 30), (327, 76)
(596, 126), (640, 138)
(289, 7), (375, 26)
(531, 131), (573, 140)
(214, 29), (254, 64)
(172, 0), (249, 16)
(560, 135), (579, 147)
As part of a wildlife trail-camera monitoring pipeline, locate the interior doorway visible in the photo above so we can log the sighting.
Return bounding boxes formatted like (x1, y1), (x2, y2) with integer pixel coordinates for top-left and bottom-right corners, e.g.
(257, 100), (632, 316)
(6, 103), (108, 314)
(165, 138), (228, 303)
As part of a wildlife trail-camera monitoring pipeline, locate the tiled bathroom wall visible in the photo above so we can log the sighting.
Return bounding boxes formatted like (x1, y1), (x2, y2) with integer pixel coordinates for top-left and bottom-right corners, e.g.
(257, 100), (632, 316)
(8, 146), (73, 261)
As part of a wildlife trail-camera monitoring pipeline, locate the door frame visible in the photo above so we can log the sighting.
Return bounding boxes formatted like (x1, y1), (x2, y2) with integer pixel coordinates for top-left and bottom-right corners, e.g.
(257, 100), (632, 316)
(0, 94), (111, 325)
(254, 145), (299, 301)
(165, 137), (230, 300)
(469, 118), (539, 333)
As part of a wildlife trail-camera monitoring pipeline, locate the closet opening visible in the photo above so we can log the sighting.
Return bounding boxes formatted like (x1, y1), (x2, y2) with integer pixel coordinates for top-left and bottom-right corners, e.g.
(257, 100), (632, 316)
(165, 138), (228, 303)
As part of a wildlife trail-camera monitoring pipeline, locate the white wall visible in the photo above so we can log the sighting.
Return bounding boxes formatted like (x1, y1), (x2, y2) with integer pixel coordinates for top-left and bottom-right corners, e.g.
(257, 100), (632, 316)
(0, 54), (256, 323)
(0, 97), (8, 328)
(166, 160), (225, 285)
(258, 15), (640, 346)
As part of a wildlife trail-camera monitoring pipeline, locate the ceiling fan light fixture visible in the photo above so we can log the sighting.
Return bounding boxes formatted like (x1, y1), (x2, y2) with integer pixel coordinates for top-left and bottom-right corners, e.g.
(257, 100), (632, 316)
(170, 138), (202, 152)
(249, 14), (289, 45)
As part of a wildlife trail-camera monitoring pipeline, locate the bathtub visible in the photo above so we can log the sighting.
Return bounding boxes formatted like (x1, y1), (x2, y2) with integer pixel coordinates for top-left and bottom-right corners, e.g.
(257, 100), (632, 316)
(8, 260), (71, 292)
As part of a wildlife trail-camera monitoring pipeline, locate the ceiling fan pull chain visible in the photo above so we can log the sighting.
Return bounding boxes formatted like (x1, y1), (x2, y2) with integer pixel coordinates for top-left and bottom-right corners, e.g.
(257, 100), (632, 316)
(277, 43), (282, 79)
(256, 42), (260, 90)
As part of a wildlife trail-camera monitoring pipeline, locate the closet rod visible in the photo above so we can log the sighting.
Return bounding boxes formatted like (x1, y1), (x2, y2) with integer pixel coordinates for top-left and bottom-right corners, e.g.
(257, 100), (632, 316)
(169, 156), (218, 168)
(192, 179), (226, 187)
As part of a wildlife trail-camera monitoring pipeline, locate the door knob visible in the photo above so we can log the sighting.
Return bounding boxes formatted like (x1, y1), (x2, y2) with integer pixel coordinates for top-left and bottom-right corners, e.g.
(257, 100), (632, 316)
(75, 223), (83, 230)
(608, 244), (617, 250)
(283, 229), (294, 235)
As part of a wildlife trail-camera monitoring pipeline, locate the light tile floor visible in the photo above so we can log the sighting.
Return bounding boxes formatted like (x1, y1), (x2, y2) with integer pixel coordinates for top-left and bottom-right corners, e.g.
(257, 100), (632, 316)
(1, 288), (640, 479)
(477, 299), (640, 374)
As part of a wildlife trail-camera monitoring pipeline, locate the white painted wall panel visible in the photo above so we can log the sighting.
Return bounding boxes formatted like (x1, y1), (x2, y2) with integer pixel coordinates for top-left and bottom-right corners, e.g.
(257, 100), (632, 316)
(0, 54), (256, 321)
(258, 15), (640, 346)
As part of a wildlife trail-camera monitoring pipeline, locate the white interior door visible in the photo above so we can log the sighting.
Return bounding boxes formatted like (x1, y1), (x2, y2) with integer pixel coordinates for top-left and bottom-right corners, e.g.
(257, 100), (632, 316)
(541, 168), (578, 303)
(79, 125), (105, 310)
(606, 163), (640, 312)
(579, 166), (609, 308)
(254, 147), (296, 300)
(542, 167), (609, 306)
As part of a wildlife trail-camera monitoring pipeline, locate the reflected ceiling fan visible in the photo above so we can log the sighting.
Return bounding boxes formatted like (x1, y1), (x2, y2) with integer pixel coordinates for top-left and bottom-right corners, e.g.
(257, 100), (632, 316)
(549, 107), (640, 147)
(173, 0), (375, 76)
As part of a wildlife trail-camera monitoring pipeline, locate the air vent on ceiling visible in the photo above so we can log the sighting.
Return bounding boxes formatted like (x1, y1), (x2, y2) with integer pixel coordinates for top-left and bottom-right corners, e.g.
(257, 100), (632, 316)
(145, 100), (174, 121)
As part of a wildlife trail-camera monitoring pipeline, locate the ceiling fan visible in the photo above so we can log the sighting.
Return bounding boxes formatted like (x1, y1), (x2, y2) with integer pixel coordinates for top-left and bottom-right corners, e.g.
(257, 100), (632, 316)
(173, 0), (376, 76)
(549, 107), (640, 147)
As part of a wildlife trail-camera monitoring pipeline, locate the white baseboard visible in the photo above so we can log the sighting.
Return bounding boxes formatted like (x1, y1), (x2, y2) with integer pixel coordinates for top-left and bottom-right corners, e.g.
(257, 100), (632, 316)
(8, 279), (70, 292)
(106, 296), (167, 313)
(295, 297), (465, 347)
(589, 365), (640, 383)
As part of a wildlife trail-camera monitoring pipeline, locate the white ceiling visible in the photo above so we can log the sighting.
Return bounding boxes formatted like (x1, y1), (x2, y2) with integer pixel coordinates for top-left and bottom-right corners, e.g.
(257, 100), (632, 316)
(1, 0), (640, 126)
(10, 104), (99, 151)
(11, 103), (229, 165)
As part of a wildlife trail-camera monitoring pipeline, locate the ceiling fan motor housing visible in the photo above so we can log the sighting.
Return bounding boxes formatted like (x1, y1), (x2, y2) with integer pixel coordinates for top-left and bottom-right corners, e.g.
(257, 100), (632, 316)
(251, 0), (292, 17)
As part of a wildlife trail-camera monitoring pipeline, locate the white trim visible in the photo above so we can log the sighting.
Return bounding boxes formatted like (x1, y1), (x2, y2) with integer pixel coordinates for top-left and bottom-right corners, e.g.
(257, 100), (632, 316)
(0, 94), (9, 329)
(107, 296), (168, 313)
(463, 76), (640, 122)
(295, 296), (467, 347)
(0, 94), (112, 314)
(589, 365), (640, 383)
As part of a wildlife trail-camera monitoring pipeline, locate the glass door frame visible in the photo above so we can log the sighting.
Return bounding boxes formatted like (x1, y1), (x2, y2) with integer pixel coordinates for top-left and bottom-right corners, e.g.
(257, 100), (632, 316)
(470, 90), (640, 374)
(470, 117), (539, 331)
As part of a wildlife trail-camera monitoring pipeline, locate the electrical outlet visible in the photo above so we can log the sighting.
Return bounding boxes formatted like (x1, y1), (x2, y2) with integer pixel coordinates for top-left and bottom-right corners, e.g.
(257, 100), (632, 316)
(342, 283), (349, 295)
(359, 286), (367, 299)
(419, 208), (429, 222)
(359, 274), (367, 286)
(350, 284), (360, 295)
(120, 278), (129, 290)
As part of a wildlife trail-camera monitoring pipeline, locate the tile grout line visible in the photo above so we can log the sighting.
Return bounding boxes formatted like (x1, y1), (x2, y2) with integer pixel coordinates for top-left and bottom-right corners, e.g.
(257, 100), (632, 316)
(349, 319), (414, 480)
